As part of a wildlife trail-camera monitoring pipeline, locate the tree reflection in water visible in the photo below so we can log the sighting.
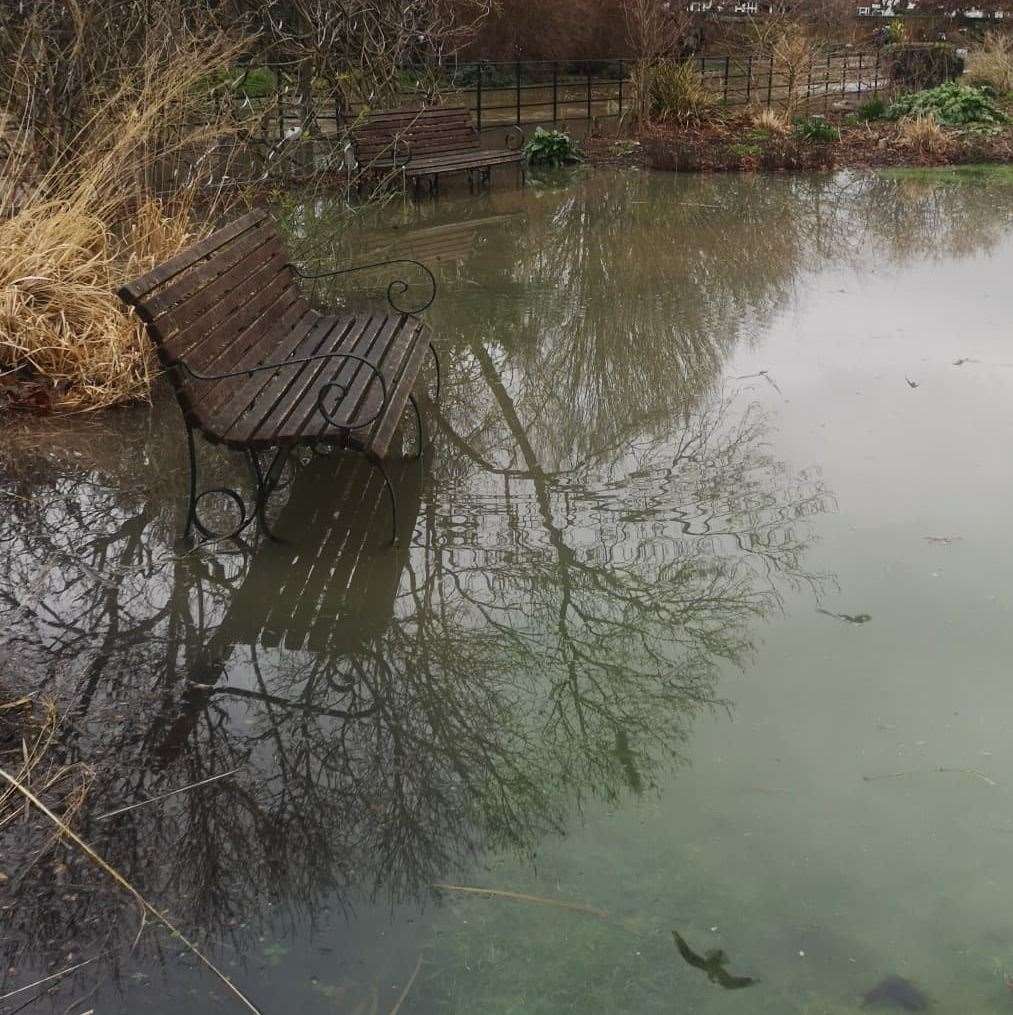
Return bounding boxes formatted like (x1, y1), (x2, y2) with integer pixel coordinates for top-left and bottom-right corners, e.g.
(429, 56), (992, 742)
(0, 170), (859, 1009)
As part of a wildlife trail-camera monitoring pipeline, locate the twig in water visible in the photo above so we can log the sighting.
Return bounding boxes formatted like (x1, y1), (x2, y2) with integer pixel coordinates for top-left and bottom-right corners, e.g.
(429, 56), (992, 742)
(97, 768), (239, 820)
(432, 884), (608, 919)
(0, 955), (100, 1001)
(0, 767), (264, 1015)
(863, 767), (997, 787)
(389, 954), (423, 1015)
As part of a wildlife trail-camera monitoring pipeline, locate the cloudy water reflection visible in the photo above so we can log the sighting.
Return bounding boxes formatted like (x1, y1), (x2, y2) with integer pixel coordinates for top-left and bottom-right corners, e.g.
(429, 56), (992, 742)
(2, 167), (1013, 1013)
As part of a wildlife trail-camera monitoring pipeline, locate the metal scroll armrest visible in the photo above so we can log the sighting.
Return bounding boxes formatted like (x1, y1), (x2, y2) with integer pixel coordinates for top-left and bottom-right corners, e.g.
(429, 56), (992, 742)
(287, 258), (437, 315)
(504, 125), (525, 151)
(174, 351), (389, 432)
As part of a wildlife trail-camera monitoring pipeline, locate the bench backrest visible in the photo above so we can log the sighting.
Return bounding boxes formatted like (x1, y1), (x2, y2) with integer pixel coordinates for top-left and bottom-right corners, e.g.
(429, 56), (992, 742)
(351, 107), (478, 165)
(118, 210), (307, 421)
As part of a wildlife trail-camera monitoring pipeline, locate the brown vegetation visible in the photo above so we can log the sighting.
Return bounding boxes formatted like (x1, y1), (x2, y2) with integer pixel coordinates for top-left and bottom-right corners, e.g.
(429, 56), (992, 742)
(1, 20), (250, 412)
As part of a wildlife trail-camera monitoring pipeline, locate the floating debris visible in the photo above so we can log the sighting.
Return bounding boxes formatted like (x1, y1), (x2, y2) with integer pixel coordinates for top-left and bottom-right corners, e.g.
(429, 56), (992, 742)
(905, 377), (919, 389)
(861, 974), (930, 1010)
(672, 930), (756, 990)
(818, 609), (872, 624)
(924, 536), (962, 545)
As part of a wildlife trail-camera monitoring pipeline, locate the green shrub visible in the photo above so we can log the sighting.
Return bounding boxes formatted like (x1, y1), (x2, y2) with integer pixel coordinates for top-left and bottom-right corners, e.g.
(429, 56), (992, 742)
(729, 142), (762, 159)
(523, 128), (582, 167)
(885, 42), (965, 91)
(649, 60), (716, 126)
(856, 98), (888, 122)
(793, 115), (841, 143)
(886, 82), (1008, 126)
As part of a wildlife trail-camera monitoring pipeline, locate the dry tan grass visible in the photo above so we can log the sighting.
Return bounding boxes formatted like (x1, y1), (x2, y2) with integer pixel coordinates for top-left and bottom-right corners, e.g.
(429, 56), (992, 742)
(897, 114), (952, 155)
(751, 107), (791, 136)
(966, 32), (1013, 95)
(0, 694), (90, 838)
(0, 33), (250, 412)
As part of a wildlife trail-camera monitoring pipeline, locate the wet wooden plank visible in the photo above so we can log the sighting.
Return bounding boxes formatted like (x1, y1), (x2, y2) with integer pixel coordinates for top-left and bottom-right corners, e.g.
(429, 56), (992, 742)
(120, 211), (268, 301)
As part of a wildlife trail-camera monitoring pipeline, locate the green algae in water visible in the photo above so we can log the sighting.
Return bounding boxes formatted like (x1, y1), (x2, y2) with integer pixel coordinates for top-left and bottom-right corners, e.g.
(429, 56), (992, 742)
(877, 164), (1013, 185)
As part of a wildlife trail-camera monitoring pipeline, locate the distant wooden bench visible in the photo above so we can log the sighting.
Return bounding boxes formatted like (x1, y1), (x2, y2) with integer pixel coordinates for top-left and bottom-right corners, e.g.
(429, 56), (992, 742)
(350, 106), (525, 192)
(118, 209), (440, 546)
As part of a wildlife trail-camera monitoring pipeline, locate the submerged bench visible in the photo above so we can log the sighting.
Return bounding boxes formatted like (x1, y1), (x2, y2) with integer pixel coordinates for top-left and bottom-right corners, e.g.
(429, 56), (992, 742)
(350, 107), (525, 192)
(118, 209), (439, 545)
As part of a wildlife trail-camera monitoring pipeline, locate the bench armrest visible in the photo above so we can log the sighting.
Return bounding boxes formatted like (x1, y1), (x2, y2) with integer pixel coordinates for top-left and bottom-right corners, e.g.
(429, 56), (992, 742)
(505, 125), (525, 151)
(288, 258), (436, 315)
(176, 351), (389, 432)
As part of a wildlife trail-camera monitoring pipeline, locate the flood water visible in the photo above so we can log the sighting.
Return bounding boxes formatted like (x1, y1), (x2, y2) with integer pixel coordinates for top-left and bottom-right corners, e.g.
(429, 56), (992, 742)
(3, 166), (1013, 1013)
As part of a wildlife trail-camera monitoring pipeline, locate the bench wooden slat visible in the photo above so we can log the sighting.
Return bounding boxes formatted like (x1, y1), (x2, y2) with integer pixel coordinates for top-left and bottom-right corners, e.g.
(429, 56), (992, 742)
(201, 304), (316, 421)
(214, 312), (365, 441)
(229, 313), (399, 449)
(120, 210), (268, 301)
(286, 314), (407, 446)
(144, 224), (282, 322)
(165, 255), (294, 370)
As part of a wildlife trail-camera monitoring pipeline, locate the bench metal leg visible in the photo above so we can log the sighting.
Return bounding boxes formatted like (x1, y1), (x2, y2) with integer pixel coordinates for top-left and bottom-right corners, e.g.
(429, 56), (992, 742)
(364, 450), (399, 546)
(246, 446), (294, 543)
(427, 340), (441, 402)
(181, 419), (255, 546)
(408, 393), (426, 459)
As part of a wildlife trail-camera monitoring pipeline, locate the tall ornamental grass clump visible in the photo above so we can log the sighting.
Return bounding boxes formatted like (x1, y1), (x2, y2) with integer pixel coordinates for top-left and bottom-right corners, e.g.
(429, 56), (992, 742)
(966, 32), (1013, 96)
(1, 26), (249, 411)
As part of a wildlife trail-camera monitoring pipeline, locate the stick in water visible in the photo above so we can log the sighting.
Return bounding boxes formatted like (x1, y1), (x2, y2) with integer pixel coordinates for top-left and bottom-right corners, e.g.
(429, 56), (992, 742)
(97, 768), (239, 820)
(432, 884), (608, 919)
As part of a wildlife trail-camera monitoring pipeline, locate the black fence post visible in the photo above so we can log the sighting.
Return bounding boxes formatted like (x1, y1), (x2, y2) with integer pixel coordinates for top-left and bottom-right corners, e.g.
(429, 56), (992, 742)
(515, 60), (521, 127)
(873, 49), (881, 96)
(766, 55), (774, 109)
(586, 67), (593, 123)
(745, 55), (753, 105)
(617, 60), (623, 118)
(553, 61), (559, 123)
(477, 64), (483, 133)
(841, 53), (848, 96)
(857, 52), (864, 97)
(723, 55), (730, 104)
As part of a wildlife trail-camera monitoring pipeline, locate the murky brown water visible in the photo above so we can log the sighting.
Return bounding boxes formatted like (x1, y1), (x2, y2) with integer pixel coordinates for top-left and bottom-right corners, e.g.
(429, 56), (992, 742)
(3, 166), (1013, 1013)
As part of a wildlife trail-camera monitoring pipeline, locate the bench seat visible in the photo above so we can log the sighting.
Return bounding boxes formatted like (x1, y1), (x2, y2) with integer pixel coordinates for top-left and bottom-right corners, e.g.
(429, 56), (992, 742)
(351, 106), (524, 188)
(118, 209), (439, 544)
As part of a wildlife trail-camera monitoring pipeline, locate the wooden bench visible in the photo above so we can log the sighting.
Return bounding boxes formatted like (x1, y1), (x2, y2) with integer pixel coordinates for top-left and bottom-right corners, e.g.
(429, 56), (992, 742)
(118, 209), (440, 546)
(350, 107), (525, 192)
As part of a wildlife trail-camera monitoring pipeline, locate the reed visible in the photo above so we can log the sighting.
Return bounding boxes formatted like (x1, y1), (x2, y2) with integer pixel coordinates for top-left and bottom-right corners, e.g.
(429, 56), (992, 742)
(0, 25), (250, 411)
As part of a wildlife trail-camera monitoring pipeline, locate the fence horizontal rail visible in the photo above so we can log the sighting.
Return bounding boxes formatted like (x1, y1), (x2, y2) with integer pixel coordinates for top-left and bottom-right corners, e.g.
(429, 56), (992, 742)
(163, 54), (892, 147)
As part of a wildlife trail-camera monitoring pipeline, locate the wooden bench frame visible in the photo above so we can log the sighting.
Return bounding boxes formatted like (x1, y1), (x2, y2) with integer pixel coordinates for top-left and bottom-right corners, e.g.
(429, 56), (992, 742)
(350, 106), (526, 194)
(118, 210), (441, 547)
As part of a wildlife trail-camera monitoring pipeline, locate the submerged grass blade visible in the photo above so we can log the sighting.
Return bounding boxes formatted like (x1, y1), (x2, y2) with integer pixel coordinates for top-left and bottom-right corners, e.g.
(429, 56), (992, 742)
(96, 768), (240, 820)
(0, 766), (264, 1015)
(432, 883), (608, 919)
(0, 954), (101, 1001)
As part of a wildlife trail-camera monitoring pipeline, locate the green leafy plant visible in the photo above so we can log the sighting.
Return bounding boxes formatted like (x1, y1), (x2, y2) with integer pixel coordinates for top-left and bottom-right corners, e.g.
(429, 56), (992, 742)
(856, 98), (888, 122)
(886, 82), (1008, 126)
(729, 142), (762, 159)
(522, 127), (583, 167)
(793, 115), (841, 143)
(649, 60), (716, 126)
